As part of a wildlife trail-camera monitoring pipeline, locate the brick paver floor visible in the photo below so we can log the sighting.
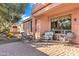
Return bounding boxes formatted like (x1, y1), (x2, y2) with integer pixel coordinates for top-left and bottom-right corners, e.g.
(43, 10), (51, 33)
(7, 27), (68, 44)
(0, 41), (47, 56)
(31, 42), (79, 56)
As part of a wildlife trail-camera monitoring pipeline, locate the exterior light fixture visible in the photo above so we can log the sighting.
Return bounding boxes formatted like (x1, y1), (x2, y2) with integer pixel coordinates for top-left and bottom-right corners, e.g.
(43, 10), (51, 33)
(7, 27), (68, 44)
(74, 18), (77, 21)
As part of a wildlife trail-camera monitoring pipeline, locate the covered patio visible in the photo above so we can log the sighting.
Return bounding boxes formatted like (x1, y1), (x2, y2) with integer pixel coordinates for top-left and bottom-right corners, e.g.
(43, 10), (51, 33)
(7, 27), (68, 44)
(29, 3), (79, 44)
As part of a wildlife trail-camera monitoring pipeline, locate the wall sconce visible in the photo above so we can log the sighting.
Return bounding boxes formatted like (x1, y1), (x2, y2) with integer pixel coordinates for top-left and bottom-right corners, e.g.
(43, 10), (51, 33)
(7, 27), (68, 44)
(74, 18), (77, 21)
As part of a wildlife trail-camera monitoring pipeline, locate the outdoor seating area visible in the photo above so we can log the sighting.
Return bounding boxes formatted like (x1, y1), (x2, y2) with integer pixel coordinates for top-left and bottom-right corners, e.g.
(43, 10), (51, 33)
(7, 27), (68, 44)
(19, 32), (34, 42)
(39, 31), (54, 42)
(35, 30), (76, 43)
(22, 3), (79, 45)
(15, 28), (76, 44)
(0, 3), (79, 56)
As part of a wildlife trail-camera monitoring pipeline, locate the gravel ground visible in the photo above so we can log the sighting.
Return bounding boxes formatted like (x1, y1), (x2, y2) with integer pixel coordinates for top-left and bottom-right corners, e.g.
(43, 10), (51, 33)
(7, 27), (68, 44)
(31, 42), (79, 56)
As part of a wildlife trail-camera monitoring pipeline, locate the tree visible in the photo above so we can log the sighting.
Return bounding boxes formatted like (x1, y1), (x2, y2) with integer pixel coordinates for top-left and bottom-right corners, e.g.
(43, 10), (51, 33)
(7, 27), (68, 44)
(0, 3), (27, 33)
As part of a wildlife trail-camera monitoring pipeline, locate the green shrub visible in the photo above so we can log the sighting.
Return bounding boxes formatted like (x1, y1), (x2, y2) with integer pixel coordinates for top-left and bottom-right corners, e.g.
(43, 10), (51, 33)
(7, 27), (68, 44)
(7, 32), (14, 39)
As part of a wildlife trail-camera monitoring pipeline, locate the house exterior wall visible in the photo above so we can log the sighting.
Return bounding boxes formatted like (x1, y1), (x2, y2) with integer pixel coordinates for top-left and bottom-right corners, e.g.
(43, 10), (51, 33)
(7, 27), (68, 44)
(10, 24), (21, 38)
(23, 3), (79, 44)
(71, 10), (79, 44)
(23, 22), (26, 33)
(10, 24), (19, 33)
(48, 8), (79, 44)
(23, 20), (33, 35)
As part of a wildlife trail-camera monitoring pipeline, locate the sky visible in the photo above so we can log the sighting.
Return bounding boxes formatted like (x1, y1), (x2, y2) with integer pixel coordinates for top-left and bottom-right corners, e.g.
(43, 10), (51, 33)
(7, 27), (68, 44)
(18, 3), (35, 24)
(21, 3), (34, 21)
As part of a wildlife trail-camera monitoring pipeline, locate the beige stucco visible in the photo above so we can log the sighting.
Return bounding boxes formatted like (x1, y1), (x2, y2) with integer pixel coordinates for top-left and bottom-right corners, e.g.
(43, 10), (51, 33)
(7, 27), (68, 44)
(23, 3), (79, 44)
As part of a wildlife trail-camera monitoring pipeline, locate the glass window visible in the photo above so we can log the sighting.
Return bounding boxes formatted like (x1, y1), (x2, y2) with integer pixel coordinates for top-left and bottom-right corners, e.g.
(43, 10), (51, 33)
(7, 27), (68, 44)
(13, 26), (17, 28)
(29, 20), (32, 32)
(30, 20), (32, 32)
(51, 15), (71, 30)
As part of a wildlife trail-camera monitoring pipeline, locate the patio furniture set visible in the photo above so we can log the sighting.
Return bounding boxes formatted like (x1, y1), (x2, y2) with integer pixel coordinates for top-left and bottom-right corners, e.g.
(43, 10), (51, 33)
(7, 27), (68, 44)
(19, 30), (76, 43)
(39, 30), (76, 42)
(19, 32), (34, 42)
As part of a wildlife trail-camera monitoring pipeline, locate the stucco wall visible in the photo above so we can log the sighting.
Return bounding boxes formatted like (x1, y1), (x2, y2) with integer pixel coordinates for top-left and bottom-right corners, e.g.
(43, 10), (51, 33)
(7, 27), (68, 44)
(33, 8), (79, 43)
(23, 4), (79, 44)
(32, 16), (50, 39)
(48, 9), (79, 44)
(71, 10), (79, 44)
(23, 21), (30, 34)
(23, 22), (27, 33)
(36, 16), (50, 33)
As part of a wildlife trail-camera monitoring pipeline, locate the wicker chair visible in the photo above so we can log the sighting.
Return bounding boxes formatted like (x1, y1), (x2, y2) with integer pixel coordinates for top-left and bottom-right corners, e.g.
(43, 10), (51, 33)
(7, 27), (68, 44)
(41, 31), (54, 42)
(65, 32), (76, 42)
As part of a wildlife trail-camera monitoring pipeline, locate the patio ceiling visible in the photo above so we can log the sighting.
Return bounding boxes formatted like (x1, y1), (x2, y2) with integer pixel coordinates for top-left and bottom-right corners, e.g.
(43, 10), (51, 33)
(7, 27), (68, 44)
(32, 3), (50, 14)
(33, 3), (79, 17)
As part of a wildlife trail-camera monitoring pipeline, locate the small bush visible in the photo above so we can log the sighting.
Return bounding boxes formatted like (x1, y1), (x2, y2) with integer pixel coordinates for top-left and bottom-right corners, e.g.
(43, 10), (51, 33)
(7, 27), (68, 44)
(7, 32), (14, 39)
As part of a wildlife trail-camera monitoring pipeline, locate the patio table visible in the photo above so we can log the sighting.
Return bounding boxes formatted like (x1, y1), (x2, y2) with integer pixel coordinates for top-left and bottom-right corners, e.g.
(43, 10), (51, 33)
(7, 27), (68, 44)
(54, 33), (66, 42)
